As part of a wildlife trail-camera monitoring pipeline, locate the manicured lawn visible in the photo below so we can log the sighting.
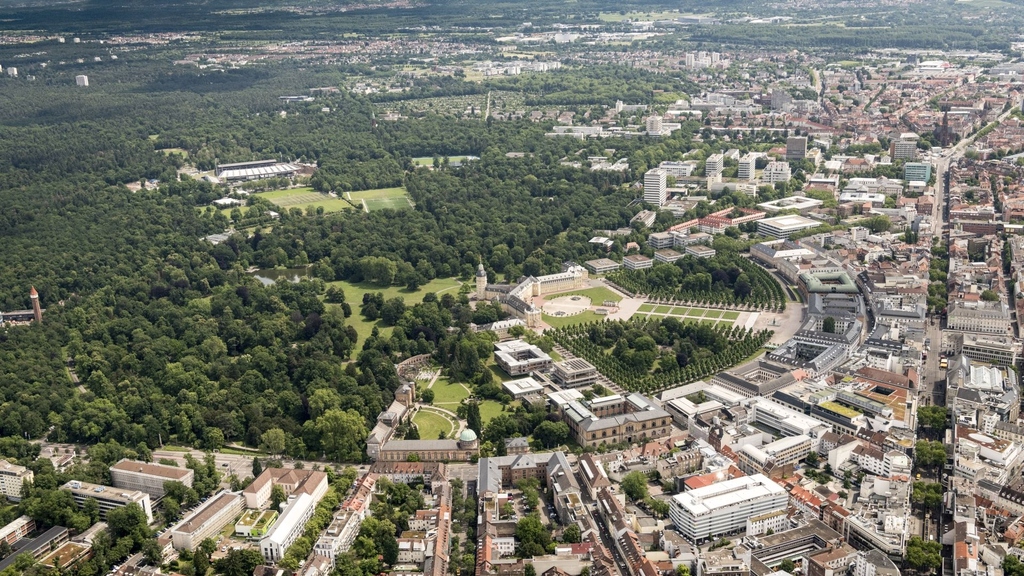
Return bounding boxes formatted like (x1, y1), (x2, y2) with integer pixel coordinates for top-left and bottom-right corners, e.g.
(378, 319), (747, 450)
(700, 319), (716, 326)
(430, 378), (471, 405)
(257, 187), (353, 213)
(686, 309), (704, 317)
(669, 307), (689, 315)
(654, 306), (672, 314)
(543, 310), (606, 329)
(479, 400), (512, 424)
(704, 310), (723, 319)
(414, 409), (456, 440)
(551, 286), (622, 305)
(722, 311), (740, 320)
(638, 303), (656, 312)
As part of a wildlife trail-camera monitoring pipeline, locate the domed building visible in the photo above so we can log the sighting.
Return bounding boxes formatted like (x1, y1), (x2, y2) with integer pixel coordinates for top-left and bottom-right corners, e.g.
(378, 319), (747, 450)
(378, 422), (480, 463)
(457, 429), (479, 451)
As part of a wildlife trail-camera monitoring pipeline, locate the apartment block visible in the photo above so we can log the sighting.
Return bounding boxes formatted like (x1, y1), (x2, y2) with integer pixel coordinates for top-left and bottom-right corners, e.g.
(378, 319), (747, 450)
(644, 168), (668, 207)
(261, 493), (317, 562)
(0, 460), (32, 501)
(110, 459), (195, 499)
(170, 492), (245, 551)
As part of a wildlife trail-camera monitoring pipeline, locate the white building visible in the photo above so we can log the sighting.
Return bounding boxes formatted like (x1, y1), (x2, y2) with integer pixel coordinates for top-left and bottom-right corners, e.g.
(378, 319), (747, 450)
(762, 161), (792, 184)
(705, 154), (725, 177)
(659, 161), (695, 178)
(669, 474), (788, 542)
(261, 493), (317, 563)
(745, 509), (788, 537)
(0, 460), (32, 501)
(644, 168), (668, 207)
(646, 116), (663, 135)
(75, 75), (89, 87)
(757, 215), (821, 239)
(314, 511), (364, 570)
(738, 155), (756, 181)
(502, 377), (544, 399)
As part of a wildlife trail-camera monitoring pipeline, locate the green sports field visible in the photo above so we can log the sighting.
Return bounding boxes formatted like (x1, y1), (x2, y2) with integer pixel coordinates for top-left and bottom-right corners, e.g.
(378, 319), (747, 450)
(347, 187), (412, 212)
(257, 187), (353, 213)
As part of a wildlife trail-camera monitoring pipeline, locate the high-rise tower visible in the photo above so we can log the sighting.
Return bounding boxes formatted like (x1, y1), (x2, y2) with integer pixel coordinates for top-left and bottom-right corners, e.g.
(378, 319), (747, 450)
(30, 287), (42, 323)
(476, 264), (488, 299)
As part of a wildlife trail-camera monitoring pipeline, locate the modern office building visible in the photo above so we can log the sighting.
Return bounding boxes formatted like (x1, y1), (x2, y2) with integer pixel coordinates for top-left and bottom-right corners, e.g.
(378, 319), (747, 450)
(110, 459), (194, 499)
(762, 161), (792, 184)
(892, 138), (918, 160)
(170, 492), (245, 551)
(502, 377), (545, 399)
(669, 474), (788, 542)
(644, 168), (668, 207)
(738, 155), (756, 181)
(957, 333), (1019, 366)
(0, 516), (34, 545)
(646, 115), (663, 135)
(757, 215), (821, 238)
(494, 340), (553, 376)
(551, 359), (599, 388)
(686, 245), (717, 259)
(61, 481), (153, 523)
(261, 493), (317, 563)
(0, 460), (32, 501)
(786, 136), (808, 160)
(705, 154), (725, 177)
(623, 254), (653, 270)
(736, 435), (812, 476)
(659, 161), (695, 178)
(903, 162), (932, 182)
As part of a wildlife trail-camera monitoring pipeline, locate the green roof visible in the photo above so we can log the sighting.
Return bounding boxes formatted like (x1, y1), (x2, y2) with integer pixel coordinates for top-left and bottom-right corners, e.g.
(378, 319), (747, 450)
(819, 401), (862, 418)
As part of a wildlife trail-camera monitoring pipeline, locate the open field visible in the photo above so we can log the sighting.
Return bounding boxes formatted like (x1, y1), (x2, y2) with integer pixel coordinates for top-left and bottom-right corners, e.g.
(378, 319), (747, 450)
(347, 186), (412, 212)
(598, 10), (682, 21)
(414, 409), (456, 439)
(257, 187), (353, 213)
(412, 156), (472, 166)
(324, 277), (461, 349)
(157, 147), (189, 157)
